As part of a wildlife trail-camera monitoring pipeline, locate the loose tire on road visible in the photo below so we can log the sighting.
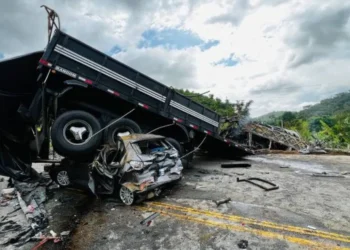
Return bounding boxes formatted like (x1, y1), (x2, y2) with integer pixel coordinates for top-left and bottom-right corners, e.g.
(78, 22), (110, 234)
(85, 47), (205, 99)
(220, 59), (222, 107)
(51, 110), (102, 158)
(104, 118), (141, 145)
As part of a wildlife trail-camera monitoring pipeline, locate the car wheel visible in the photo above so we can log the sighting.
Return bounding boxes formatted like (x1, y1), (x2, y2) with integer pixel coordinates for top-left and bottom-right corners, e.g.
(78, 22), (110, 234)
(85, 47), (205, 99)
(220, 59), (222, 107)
(51, 168), (71, 187)
(51, 110), (102, 158)
(119, 186), (135, 205)
(104, 118), (141, 145)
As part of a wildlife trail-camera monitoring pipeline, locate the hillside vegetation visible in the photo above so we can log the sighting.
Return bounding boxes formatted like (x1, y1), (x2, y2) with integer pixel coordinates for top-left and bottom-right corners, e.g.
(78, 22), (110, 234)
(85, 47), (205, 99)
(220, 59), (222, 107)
(255, 91), (350, 148)
(177, 89), (350, 149)
(176, 89), (236, 117)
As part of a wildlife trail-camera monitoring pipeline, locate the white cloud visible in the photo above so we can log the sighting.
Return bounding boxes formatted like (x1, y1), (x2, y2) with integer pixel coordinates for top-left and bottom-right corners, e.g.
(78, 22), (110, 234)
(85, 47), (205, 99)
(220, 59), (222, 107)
(1, 0), (349, 117)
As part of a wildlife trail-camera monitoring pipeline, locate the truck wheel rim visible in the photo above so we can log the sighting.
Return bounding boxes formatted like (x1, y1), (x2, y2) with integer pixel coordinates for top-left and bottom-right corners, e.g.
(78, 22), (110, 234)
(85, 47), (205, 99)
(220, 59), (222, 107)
(57, 171), (70, 186)
(63, 119), (93, 145)
(119, 186), (134, 205)
(112, 127), (133, 144)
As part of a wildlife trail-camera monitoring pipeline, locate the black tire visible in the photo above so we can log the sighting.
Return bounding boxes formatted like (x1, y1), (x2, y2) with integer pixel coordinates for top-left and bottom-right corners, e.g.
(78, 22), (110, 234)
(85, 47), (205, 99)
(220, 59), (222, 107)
(166, 138), (184, 156)
(104, 118), (141, 145)
(51, 110), (102, 158)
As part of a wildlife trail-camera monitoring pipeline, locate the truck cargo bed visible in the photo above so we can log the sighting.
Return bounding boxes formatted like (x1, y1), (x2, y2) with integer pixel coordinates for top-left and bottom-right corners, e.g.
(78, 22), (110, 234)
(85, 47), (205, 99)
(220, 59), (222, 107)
(39, 30), (252, 158)
(41, 30), (220, 135)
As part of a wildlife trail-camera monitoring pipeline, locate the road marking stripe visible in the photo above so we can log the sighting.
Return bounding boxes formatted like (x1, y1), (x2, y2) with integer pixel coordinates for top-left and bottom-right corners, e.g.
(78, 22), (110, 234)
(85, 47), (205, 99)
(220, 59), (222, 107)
(148, 202), (350, 243)
(138, 207), (349, 250)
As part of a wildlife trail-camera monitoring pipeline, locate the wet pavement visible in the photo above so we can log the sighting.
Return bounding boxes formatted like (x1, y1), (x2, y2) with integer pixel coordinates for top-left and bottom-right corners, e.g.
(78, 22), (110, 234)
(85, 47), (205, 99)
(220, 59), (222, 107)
(69, 154), (350, 250)
(1, 154), (350, 249)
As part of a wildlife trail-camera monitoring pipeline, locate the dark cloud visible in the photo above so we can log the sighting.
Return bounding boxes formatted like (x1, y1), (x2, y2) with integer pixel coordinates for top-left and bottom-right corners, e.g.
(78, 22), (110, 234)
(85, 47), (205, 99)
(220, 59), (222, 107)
(0, 0), (201, 89)
(0, 0), (198, 57)
(285, 3), (350, 68)
(0, 0), (121, 56)
(294, 7), (350, 47)
(0, 1), (47, 56)
(207, 0), (251, 26)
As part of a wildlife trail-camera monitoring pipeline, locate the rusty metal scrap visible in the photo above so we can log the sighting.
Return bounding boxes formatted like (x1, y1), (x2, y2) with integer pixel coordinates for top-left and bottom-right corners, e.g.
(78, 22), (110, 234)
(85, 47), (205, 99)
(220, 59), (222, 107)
(41, 5), (60, 43)
(237, 177), (279, 191)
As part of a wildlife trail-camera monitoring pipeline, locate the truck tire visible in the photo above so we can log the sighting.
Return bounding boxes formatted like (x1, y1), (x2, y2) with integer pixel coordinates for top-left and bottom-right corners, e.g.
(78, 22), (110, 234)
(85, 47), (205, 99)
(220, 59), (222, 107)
(51, 110), (102, 157)
(166, 138), (184, 156)
(104, 118), (141, 145)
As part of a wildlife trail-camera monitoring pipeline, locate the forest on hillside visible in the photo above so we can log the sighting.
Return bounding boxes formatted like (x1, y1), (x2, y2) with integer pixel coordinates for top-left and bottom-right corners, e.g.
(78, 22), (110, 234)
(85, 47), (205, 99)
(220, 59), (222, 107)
(176, 89), (350, 149)
(176, 89), (236, 117)
(255, 91), (350, 148)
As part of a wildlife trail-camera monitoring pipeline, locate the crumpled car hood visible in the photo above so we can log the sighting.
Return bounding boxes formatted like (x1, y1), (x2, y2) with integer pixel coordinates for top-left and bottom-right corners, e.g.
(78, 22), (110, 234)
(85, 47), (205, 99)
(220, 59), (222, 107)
(120, 144), (183, 193)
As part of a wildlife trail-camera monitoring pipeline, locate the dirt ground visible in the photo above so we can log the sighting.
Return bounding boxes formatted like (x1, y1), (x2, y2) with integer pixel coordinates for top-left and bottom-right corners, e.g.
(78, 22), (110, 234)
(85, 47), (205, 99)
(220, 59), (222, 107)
(1, 154), (349, 250)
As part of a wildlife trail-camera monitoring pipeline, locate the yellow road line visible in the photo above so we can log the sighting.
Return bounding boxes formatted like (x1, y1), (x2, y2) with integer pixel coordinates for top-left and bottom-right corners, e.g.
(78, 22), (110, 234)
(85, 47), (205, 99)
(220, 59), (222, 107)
(138, 206), (350, 250)
(147, 201), (350, 243)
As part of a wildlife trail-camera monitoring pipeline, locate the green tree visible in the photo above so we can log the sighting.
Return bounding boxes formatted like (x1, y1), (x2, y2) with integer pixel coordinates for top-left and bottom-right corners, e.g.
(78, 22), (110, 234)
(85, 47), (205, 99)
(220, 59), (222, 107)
(318, 112), (350, 148)
(287, 119), (311, 140)
(282, 112), (296, 123)
(309, 116), (334, 132)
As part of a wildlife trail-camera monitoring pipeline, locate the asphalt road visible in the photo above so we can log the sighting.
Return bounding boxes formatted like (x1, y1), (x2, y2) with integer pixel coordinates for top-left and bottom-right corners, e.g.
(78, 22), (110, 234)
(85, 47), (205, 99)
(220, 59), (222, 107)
(67, 154), (350, 250)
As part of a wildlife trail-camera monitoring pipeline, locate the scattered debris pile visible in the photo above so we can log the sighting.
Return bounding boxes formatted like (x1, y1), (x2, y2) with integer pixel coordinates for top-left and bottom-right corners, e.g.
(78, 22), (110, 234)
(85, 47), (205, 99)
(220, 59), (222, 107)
(14, 181), (49, 232)
(0, 174), (81, 249)
(243, 122), (308, 151)
(222, 121), (329, 154)
(0, 177), (57, 247)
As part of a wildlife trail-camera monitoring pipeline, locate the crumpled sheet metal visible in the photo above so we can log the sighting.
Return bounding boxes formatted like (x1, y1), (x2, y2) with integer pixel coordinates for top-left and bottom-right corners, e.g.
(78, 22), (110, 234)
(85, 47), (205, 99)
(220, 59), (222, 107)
(122, 158), (183, 193)
(90, 136), (183, 196)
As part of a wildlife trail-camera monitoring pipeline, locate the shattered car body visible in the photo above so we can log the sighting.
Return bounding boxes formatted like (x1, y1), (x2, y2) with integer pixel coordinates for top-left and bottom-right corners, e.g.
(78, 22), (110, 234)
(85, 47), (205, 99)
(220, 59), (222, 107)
(89, 134), (183, 205)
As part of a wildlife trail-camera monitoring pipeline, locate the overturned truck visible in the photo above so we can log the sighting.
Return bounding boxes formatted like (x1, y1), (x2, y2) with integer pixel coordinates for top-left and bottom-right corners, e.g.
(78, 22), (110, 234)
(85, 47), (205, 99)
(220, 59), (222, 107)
(0, 8), (252, 183)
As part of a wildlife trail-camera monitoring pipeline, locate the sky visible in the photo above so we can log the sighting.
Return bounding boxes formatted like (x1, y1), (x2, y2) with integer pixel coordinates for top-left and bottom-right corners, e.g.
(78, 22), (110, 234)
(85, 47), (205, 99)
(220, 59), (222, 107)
(1, 0), (349, 117)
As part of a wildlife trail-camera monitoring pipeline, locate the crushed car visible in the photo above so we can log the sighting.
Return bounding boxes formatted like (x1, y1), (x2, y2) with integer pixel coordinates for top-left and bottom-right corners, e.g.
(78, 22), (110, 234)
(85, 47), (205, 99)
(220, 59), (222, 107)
(49, 134), (183, 205)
